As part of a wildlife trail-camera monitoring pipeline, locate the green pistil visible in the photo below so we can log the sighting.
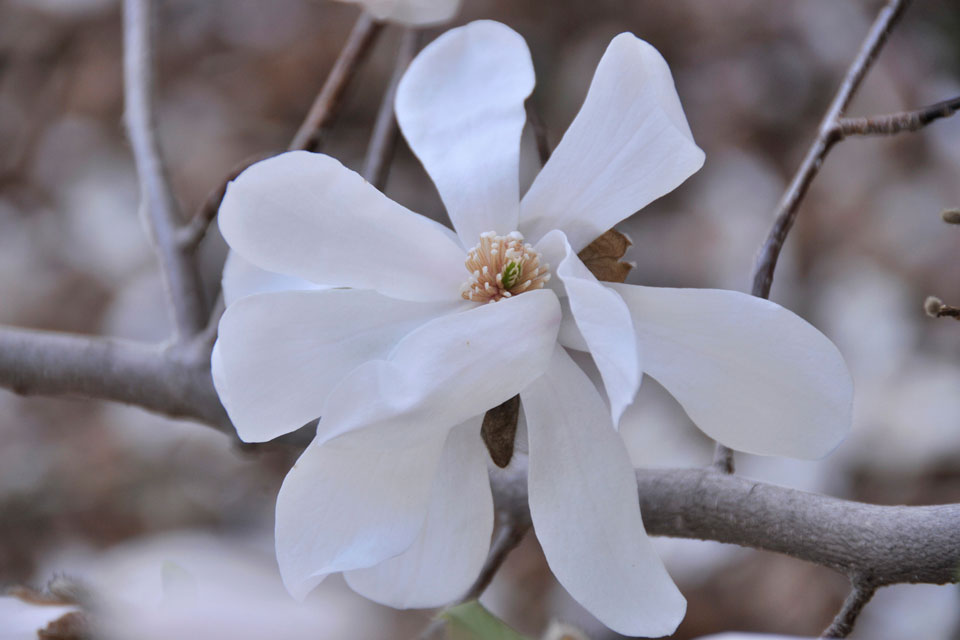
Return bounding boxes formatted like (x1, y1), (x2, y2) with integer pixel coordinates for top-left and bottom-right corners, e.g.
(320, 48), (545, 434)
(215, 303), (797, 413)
(501, 261), (521, 289)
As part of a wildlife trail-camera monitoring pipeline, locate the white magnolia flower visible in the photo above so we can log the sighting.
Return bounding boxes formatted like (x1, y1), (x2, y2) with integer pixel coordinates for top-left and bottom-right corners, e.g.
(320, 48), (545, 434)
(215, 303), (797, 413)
(213, 20), (852, 637)
(334, 0), (460, 26)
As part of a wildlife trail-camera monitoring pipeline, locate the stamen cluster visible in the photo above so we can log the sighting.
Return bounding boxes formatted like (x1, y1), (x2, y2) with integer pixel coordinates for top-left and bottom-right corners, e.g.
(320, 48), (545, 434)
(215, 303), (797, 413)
(462, 231), (550, 303)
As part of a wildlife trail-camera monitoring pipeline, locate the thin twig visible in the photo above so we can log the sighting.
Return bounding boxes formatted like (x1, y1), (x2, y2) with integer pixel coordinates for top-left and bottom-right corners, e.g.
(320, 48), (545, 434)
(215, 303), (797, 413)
(821, 580), (878, 638)
(123, 0), (208, 339)
(180, 15), (383, 250)
(714, 0), (914, 472)
(362, 27), (420, 190)
(751, 0), (912, 299)
(289, 12), (384, 152)
(835, 95), (960, 137)
(177, 154), (270, 251)
(418, 516), (531, 640)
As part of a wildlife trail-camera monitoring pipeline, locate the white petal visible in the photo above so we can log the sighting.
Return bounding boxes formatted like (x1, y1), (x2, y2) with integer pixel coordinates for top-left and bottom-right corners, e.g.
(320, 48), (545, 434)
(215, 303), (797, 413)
(219, 151), (466, 302)
(221, 251), (324, 306)
(520, 34), (705, 250)
(214, 289), (458, 442)
(315, 289), (562, 447)
(397, 21), (534, 246)
(0, 597), (79, 640)
(335, 0), (460, 26)
(612, 284), (853, 458)
(537, 230), (641, 425)
(275, 426), (448, 601)
(345, 418), (493, 608)
(522, 346), (685, 637)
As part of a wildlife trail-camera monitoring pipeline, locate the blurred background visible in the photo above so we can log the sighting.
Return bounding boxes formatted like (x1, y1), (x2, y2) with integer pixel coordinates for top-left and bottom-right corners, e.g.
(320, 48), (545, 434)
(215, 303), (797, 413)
(1, 0), (959, 637)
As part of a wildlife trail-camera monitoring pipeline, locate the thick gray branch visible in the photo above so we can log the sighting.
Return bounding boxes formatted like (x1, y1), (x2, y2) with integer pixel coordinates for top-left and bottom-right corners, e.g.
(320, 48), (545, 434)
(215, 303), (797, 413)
(123, 0), (208, 338)
(635, 468), (960, 587)
(0, 326), (230, 432)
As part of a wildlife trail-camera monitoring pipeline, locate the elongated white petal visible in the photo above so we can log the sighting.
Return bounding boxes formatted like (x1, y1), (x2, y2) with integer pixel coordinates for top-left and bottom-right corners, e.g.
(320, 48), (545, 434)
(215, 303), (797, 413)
(520, 34), (704, 250)
(345, 418), (493, 608)
(522, 346), (685, 637)
(397, 21), (534, 246)
(612, 284), (853, 458)
(275, 426), (448, 601)
(336, 0), (460, 26)
(537, 230), (641, 425)
(213, 289), (458, 442)
(219, 151), (466, 302)
(221, 251), (324, 306)
(316, 289), (562, 447)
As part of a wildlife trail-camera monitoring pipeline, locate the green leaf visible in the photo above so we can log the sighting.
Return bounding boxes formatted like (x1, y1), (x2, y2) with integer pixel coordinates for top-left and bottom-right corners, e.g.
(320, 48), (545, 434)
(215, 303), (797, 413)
(441, 600), (532, 640)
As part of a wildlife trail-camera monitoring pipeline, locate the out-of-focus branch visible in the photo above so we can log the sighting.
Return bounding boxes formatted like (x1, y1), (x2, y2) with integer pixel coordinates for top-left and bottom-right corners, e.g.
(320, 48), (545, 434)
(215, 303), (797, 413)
(177, 154), (268, 252)
(123, 0), (208, 339)
(835, 95), (960, 137)
(0, 326), (230, 431)
(821, 581), (877, 638)
(715, 0), (915, 475)
(363, 27), (420, 190)
(751, 0), (911, 299)
(181, 13), (383, 252)
(290, 12), (384, 152)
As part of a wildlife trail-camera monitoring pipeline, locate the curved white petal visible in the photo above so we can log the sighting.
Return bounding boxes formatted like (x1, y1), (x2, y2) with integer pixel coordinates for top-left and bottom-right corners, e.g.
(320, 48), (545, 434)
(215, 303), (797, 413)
(219, 151), (466, 302)
(336, 0), (460, 26)
(522, 346), (685, 637)
(397, 21), (534, 246)
(537, 230), (641, 425)
(316, 289), (562, 447)
(520, 34), (705, 250)
(213, 289), (458, 442)
(275, 426), (449, 601)
(345, 418), (493, 608)
(221, 251), (324, 306)
(612, 284), (853, 459)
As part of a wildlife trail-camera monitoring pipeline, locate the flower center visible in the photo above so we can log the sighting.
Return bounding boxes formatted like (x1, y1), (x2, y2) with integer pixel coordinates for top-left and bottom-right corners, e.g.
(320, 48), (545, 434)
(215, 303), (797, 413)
(461, 231), (551, 303)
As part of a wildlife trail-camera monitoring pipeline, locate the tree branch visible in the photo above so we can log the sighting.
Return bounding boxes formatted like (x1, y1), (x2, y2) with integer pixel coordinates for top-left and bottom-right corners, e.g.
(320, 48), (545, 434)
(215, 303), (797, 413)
(0, 326), (230, 431)
(835, 95), (960, 138)
(362, 27), (420, 190)
(821, 580), (877, 638)
(123, 0), (208, 339)
(750, 0), (912, 300)
(633, 468), (960, 587)
(180, 14), (384, 252)
(289, 12), (384, 152)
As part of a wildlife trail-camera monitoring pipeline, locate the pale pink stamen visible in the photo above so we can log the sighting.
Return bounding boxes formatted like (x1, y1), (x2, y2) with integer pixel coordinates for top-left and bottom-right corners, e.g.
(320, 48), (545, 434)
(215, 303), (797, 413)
(461, 231), (551, 303)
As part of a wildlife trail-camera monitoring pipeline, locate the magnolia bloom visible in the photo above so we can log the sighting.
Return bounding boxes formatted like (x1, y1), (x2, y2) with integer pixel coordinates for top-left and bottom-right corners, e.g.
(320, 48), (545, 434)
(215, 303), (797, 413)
(213, 21), (853, 637)
(333, 0), (459, 26)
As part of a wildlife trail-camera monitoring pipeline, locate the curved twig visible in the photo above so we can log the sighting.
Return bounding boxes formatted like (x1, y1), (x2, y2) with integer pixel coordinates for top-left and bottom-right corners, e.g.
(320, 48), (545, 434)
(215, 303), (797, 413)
(123, 0), (208, 339)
